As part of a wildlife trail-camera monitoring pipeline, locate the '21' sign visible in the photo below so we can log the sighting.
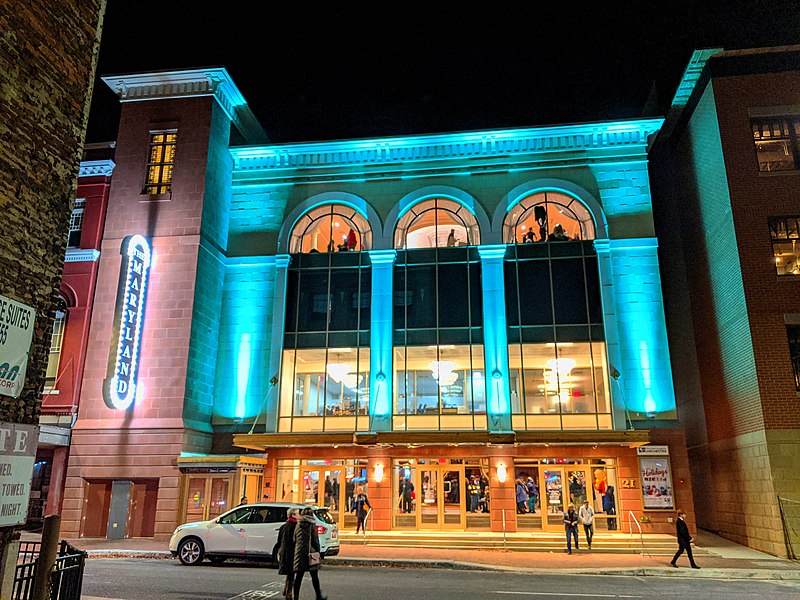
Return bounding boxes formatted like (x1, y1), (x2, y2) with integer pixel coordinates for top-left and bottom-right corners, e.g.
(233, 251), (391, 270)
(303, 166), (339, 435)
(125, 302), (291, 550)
(103, 235), (151, 410)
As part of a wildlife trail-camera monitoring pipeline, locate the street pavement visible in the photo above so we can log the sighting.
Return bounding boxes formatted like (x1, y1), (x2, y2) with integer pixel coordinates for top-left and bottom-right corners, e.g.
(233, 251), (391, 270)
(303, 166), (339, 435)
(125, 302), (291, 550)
(82, 559), (800, 600)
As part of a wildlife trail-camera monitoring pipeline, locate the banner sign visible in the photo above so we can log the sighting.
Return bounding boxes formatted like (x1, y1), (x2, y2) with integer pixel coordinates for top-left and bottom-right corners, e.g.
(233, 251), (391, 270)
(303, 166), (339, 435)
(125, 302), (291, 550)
(636, 445), (670, 456)
(0, 422), (39, 526)
(0, 294), (36, 398)
(103, 235), (151, 410)
(639, 456), (674, 510)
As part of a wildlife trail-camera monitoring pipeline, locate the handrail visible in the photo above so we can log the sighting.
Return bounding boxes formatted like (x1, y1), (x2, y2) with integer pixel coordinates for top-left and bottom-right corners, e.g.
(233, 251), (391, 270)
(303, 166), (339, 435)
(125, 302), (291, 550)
(627, 511), (645, 556)
(363, 508), (373, 545)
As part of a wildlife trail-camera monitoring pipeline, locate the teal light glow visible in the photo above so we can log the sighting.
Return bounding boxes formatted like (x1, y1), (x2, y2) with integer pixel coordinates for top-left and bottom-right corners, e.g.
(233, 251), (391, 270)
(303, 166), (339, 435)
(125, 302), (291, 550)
(639, 340), (656, 414)
(236, 333), (251, 419)
(477, 245), (512, 431)
(368, 249), (396, 431)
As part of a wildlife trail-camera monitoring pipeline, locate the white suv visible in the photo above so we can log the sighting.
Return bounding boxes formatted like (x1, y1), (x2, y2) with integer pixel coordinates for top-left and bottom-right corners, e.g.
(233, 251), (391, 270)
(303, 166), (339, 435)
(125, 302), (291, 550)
(169, 502), (340, 566)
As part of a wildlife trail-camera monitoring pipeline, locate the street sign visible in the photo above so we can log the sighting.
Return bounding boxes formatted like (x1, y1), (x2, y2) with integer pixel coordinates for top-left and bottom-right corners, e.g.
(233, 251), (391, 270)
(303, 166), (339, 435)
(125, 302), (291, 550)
(0, 422), (39, 526)
(0, 293), (36, 398)
(636, 445), (670, 456)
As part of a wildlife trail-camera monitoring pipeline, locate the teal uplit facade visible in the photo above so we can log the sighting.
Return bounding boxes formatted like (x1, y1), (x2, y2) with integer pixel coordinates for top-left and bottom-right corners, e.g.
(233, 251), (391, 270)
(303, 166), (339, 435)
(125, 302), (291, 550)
(206, 119), (678, 433)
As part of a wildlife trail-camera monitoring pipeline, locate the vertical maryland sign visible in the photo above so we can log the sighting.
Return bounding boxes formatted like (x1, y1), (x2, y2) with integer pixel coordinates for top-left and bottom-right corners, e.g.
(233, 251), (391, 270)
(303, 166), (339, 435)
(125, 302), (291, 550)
(103, 235), (151, 410)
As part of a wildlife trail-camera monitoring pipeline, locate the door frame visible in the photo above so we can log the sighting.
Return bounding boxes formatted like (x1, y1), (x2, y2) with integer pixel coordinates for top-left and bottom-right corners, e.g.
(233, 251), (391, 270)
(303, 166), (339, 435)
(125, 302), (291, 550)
(539, 465), (591, 532)
(180, 474), (234, 523)
(414, 463), (466, 530)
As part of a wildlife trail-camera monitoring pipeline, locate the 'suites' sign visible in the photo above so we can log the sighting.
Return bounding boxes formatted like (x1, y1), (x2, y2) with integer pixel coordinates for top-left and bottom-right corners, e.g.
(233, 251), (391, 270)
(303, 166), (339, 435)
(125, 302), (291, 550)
(103, 235), (151, 410)
(0, 422), (39, 526)
(0, 293), (36, 398)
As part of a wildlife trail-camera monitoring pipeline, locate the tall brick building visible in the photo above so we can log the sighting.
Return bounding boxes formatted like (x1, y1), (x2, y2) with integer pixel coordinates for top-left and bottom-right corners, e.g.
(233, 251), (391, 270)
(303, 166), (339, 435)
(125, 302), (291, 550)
(0, 0), (106, 589)
(59, 67), (694, 544)
(651, 45), (800, 556)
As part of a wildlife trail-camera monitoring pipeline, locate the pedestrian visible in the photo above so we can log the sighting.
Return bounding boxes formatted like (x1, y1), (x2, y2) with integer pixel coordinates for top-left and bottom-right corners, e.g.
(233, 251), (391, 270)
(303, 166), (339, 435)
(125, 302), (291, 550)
(352, 485), (371, 534)
(603, 486), (616, 530)
(238, 495), (248, 506)
(293, 507), (327, 600)
(399, 477), (414, 513)
(324, 476), (333, 507)
(563, 503), (579, 554)
(515, 479), (528, 514)
(274, 507), (299, 599)
(579, 499), (595, 549)
(526, 477), (538, 513)
(670, 509), (700, 569)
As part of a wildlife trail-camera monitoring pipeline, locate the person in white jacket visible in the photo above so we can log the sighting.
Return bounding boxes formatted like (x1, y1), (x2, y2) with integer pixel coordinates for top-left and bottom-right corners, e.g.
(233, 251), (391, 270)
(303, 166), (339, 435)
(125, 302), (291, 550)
(579, 499), (595, 549)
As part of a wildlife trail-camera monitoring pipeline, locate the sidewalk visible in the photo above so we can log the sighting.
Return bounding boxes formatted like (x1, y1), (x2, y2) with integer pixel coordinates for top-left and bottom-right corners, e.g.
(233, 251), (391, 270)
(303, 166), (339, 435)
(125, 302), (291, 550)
(20, 530), (800, 580)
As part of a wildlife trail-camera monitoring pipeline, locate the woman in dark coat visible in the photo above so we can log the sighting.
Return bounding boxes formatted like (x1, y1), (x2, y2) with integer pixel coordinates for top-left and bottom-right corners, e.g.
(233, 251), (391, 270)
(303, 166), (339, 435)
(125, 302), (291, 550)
(293, 508), (326, 600)
(275, 508), (298, 599)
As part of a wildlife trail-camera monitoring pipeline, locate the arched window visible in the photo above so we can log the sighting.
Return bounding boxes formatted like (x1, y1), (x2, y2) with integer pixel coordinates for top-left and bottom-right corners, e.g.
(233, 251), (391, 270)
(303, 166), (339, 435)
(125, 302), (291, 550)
(394, 198), (481, 249)
(503, 191), (596, 244)
(289, 204), (372, 254)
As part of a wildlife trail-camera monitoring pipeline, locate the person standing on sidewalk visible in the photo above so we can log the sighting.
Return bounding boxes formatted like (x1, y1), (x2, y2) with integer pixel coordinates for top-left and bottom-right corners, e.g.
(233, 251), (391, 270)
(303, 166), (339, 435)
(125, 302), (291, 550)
(563, 503), (579, 554)
(293, 508), (328, 600)
(670, 509), (700, 569)
(579, 499), (595, 549)
(275, 508), (299, 599)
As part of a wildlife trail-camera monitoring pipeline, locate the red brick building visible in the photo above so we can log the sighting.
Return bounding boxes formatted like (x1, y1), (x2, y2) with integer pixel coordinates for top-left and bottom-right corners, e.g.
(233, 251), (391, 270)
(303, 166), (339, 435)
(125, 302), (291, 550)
(652, 45), (800, 556)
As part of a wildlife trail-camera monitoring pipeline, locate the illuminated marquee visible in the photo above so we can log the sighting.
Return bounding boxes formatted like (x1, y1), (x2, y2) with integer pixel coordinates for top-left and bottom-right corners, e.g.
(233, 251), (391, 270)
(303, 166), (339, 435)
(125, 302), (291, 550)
(103, 235), (151, 410)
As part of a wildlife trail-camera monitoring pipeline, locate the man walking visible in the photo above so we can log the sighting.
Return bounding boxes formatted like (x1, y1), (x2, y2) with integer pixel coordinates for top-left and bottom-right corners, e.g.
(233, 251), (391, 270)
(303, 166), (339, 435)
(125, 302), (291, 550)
(670, 509), (700, 569)
(563, 503), (579, 554)
(579, 499), (595, 549)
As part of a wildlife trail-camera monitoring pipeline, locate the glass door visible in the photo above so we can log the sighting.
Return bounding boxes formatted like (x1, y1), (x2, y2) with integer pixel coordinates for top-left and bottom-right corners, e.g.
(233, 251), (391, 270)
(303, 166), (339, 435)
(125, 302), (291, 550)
(419, 468), (439, 527)
(442, 468), (464, 528)
(182, 475), (232, 523)
(300, 469), (320, 505)
(541, 468), (566, 530)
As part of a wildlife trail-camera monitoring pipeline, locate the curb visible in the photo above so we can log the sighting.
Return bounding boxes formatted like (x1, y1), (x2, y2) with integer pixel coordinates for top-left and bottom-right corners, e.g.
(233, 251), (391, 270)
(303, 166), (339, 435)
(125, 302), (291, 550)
(82, 551), (800, 581)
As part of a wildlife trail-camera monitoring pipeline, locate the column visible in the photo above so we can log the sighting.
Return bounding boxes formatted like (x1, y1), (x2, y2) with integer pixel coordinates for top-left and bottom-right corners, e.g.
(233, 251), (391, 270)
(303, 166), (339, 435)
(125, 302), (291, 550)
(368, 249), (396, 432)
(594, 238), (677, 421)
(489, 454), (516, 533)
(477, 245), (512, 431)
(264, 254), (292, 432)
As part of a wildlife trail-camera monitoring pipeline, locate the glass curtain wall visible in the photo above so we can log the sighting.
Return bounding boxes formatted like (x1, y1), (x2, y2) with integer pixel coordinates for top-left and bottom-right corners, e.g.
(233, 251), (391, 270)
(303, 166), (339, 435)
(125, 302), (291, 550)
(280, 249), (371, 432)
(504, 239), (611, 430)
(393, 243), (485, 430)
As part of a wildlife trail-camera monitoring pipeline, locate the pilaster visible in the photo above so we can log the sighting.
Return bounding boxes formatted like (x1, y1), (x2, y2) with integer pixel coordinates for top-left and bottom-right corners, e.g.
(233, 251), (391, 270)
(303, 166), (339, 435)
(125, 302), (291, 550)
(368, 249), (397, 432)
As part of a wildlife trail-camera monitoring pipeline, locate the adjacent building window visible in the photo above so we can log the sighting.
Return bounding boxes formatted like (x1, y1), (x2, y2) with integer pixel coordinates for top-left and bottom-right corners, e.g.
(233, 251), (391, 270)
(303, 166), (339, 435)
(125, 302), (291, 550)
(394, 198), (481, 249)
(769, 216), (800, 276)
(145, 131), (177, 194)
(44, 305), (66, 390)
(752, 117), (800, 172)
(788, 325), (800, 392)
(67, 198), (85, 248)
(503, 191), (596, 244)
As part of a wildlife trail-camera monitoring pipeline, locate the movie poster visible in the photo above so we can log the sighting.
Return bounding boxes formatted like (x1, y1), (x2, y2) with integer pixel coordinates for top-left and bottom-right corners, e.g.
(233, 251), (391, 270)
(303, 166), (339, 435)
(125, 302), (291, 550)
(639, 456), (674, 510)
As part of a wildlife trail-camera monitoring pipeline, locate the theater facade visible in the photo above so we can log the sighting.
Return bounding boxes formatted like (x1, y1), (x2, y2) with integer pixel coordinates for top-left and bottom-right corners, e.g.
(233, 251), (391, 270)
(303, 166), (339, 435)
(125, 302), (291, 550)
(60, 68), (694, 540)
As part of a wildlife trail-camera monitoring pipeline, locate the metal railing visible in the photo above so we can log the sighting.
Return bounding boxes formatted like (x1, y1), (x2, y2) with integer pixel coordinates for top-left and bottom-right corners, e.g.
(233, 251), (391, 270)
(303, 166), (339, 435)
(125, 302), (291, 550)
(362, 508), (374, 545)
(627, 511), (645, 556)
(777, 495), (800, 560)
(12, 540), (86, 600)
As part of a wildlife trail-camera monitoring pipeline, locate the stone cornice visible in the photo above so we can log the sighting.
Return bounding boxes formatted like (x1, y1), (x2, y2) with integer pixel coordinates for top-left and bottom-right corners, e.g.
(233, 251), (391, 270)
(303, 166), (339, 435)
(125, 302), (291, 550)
(231, 119), (663, 173)
(78, 159), (115, 178)
(101, 68), (267, 144)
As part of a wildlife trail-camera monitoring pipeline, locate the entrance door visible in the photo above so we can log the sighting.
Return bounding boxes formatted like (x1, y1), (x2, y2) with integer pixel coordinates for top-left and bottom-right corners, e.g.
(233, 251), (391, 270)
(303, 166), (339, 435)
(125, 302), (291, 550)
(300, 467), (344, 525)
(540, 466), (591, 531)
(183, 475), (232, 523)
(417, 465), (465, 529)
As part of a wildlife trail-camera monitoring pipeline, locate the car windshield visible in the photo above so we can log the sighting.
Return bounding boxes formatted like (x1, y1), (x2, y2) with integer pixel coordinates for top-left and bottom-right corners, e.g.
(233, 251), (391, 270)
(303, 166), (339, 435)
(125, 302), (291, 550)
(315, 509), (335, 524)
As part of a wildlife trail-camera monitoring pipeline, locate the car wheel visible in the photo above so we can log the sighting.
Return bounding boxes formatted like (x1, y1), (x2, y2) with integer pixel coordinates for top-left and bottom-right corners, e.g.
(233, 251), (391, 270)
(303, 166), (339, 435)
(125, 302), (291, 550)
(208, 556), (227, 564)
(178, 537), (205, 566)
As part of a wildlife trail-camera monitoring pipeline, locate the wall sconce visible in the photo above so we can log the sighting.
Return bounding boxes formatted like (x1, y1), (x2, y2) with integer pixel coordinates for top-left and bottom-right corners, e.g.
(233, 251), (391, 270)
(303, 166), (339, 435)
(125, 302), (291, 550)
(492, 369), (502, 380)
(376, 372), (386, 383)
(496, 463), (507, 483)
(374, 463), (384, 483)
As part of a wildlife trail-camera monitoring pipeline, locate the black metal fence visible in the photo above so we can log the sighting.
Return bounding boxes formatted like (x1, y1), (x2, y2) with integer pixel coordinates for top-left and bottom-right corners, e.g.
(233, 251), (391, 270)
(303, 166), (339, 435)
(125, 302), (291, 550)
(12, 540), (86, 600)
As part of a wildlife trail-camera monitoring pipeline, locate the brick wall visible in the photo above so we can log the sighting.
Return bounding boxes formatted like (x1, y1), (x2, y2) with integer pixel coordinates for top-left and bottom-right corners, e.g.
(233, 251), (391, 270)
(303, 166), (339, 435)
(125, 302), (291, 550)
(0, 0), (105, 425)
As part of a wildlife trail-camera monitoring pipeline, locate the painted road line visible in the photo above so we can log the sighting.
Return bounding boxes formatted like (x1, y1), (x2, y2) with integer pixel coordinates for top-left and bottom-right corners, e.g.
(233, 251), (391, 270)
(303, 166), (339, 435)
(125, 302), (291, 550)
(228, 580), (282, 599)
(494, 592), (642, 598)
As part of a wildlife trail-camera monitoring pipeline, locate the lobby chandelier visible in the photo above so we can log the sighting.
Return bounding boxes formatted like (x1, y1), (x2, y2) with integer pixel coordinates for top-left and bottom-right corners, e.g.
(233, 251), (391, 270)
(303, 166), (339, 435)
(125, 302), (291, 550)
(430, 360), (458, 387)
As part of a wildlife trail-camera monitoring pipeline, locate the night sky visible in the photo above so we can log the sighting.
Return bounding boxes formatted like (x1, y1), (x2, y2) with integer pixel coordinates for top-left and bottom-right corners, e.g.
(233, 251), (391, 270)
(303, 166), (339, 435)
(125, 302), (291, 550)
(86, 2), (800, 145)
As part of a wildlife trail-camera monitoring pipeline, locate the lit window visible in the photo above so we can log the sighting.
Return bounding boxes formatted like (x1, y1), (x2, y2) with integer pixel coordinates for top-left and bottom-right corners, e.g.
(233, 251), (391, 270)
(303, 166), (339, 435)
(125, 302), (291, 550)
(45, 307), (66, 389)
(145, 131), (177, 194)
(67, 198), (85, 248)
(752, 117), (800, 172)
(503, 191), (595, 244)
(394, 198), (480, 249)
(289, 204), (371, 253)
(769, 216), (800, 276)
(788, 325), (800, 392)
